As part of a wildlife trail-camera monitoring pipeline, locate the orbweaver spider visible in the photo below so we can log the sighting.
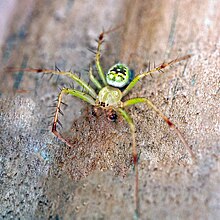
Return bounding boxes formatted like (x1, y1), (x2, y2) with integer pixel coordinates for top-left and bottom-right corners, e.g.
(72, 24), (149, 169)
(8, 27), (194, 219)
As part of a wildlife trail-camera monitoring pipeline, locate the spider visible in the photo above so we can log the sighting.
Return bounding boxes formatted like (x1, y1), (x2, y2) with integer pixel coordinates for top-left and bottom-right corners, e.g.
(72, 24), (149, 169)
(8, 27), (194, 219)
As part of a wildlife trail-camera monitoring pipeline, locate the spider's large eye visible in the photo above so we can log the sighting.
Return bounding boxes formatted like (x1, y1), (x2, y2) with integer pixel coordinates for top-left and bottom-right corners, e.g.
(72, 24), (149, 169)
(106, 63), (132, 88)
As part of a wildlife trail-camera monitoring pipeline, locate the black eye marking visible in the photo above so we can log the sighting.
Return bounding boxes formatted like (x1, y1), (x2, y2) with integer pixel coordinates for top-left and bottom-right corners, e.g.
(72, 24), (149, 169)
(111, 66), (127, 75)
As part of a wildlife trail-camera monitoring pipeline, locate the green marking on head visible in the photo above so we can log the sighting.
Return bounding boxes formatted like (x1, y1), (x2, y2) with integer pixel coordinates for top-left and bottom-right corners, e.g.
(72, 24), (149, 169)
(106, 63), (131, 88)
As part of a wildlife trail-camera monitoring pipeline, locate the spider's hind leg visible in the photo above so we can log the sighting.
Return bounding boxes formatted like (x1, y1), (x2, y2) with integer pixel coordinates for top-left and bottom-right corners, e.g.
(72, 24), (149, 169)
(89, 65), (102, 90)
(122, 55), (192, 97)
(95, 29), (107, 86)
(95, 25), (123, 86)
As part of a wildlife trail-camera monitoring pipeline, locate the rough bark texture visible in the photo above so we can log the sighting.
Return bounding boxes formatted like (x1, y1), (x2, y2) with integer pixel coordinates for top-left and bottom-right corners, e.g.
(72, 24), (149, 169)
(0, 0), (219, 219)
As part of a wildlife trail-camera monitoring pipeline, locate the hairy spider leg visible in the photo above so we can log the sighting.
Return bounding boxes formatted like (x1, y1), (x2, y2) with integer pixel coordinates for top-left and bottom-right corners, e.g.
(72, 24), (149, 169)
(122, 55), (192, 97)
(123, 97), (195, 159)
(7, 68), (98, 99)
(117, 108), (139, 219)
(89, 65), (102, 90)
(95, 31), (107, 86)
(52, 87), (95, 146)
(95, 25), (124, 87)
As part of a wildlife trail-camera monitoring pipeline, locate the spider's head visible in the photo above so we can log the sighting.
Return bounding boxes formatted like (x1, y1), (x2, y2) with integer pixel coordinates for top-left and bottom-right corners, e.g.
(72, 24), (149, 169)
(106, 63), (133, 88)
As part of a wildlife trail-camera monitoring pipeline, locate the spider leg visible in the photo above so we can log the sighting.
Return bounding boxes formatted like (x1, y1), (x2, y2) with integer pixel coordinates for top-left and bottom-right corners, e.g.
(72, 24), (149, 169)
(89, 65), (102, 90)
(52, 87), (95, 146)
(6, 68), (98, 99)
(95, 31), (107, 86)
(95, 25), (124, 86)
(117, 108), (139, 219)
(122, 55), (192, 97)
(123, 97), (195, 159)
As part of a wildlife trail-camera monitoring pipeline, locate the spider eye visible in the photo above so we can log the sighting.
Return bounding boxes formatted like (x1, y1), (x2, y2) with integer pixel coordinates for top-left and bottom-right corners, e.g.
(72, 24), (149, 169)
(106, 63), (132, 88)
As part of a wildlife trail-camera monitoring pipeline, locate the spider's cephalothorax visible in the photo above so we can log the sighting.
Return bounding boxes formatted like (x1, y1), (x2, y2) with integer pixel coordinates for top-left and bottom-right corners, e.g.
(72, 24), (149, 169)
(9, 28), (194, 219)
(97, 85), (122, 107)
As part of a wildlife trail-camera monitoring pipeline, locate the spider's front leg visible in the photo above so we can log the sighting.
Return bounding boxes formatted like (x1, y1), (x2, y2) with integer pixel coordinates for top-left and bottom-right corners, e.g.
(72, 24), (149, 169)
(52, 87), (96, 147)
(123, 98), (195, 159)
(117, 108), (139, 219)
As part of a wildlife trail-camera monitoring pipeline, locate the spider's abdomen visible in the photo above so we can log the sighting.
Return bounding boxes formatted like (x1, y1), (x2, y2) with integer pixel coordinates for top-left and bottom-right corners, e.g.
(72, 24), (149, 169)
(106, 63), (132, 88)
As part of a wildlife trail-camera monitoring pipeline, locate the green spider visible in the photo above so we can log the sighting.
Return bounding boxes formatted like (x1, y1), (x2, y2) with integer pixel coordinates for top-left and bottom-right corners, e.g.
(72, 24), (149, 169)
(9, 28), (194, 219)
